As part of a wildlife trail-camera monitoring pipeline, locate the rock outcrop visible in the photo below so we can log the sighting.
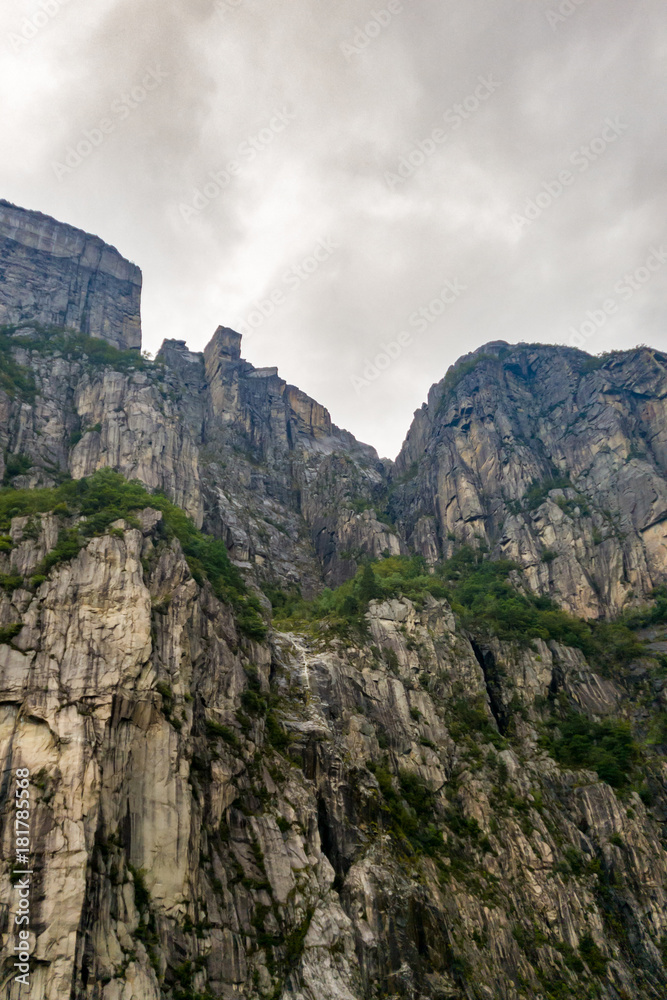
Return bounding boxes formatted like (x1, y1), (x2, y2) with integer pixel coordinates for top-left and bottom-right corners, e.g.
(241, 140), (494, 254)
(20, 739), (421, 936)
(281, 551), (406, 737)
(0, 206), (667, 1000)
(0, 201), (141, 351)
(392, 341), (667, 617)
(1, 510), (666, 999)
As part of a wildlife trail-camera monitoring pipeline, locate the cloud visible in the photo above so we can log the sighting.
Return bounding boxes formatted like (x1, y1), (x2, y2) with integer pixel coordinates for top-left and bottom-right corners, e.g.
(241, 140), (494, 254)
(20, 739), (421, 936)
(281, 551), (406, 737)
(0, 0), (665, 458)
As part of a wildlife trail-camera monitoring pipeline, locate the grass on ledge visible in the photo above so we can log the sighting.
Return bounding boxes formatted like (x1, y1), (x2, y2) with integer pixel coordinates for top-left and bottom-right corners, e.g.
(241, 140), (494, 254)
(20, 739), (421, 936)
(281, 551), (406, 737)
(269, 545), (652, 677)
(0, 468), (266, 640)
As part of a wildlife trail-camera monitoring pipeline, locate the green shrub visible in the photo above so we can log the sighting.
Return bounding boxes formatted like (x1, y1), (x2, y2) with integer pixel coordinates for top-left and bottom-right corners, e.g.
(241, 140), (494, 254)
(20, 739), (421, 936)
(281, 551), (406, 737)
(367, 761), (442, 855)
(0, 469), (266, 639)
(544, 713), (638, 788)
(0, 623), (22, 644)
(241, 688), (268, 716)
(447, 698), (504, 749)
(579, 934), (608, 975)
(9, 324), (148, 372)
(0, 329), (36, 401)
(204, 720), (239, 748)
(37, 528), (83, 576)
(523, 476), (573, 511)
(266, 712), (291, 750)
(3, 452), (32, 485)
(127, 864), (150, 911)
(271, 554), (446, 636)
(437, 546), (644, 671)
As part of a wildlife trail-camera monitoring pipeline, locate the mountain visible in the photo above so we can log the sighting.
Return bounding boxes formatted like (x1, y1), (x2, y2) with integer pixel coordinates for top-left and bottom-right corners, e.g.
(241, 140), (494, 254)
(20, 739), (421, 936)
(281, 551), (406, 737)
(0, 205), (666, 1000)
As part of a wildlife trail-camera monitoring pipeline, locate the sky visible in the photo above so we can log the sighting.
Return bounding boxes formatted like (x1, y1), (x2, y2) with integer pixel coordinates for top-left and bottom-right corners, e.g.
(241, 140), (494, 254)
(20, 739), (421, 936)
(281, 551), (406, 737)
(1, 0), (666, 459)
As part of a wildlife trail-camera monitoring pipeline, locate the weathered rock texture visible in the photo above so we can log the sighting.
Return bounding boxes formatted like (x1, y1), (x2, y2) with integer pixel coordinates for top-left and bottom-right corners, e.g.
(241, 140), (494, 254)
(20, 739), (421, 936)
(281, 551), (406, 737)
(1, 514), (666, 1000)
(0, 201), (141, 351)
(393, 341), (667, 617)
(0, 208), (667, 1000)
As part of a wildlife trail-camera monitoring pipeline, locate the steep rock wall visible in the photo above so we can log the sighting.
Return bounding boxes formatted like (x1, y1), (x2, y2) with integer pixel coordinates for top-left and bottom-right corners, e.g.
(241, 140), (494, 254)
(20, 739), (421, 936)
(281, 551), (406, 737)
(393, 342), (667, 616)
(0, 201), (141, 352)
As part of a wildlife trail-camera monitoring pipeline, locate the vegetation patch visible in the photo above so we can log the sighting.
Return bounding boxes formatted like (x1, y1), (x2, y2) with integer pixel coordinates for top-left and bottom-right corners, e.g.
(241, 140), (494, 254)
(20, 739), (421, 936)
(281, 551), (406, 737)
(542, 713), (638, 788)
(437, 352), (505, 411)
(0, 329), (36, 401)
(0, 623), (22, 645)
(367, 760), (443, 856)
(0, 468), (266, 639)
(270, 555), (446, 638)
(4, 323), (150, 372)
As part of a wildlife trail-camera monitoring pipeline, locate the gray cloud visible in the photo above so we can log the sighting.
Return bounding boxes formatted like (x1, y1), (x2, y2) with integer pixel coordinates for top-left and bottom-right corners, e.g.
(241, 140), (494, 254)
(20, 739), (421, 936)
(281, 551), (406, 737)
(1, 0), (665, 457)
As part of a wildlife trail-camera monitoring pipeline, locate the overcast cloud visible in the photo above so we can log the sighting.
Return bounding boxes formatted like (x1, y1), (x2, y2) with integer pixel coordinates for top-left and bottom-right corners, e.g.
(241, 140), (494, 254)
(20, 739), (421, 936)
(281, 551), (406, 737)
(1, 0), (665, 458)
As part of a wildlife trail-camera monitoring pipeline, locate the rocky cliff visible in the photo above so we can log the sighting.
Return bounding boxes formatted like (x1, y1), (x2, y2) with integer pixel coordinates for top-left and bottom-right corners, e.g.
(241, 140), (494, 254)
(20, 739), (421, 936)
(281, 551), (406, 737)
(0, 207), (667, 1000)
(392, 341), (667, 618)
(0, 202), (141, 352)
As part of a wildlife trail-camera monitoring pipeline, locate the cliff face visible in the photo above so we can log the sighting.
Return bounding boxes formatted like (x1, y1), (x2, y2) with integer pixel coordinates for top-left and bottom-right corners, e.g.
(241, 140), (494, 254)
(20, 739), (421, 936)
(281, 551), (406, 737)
(1, 207), (667, 1000)
(393, 342), (667, 618)
(0, 201), (141, 352)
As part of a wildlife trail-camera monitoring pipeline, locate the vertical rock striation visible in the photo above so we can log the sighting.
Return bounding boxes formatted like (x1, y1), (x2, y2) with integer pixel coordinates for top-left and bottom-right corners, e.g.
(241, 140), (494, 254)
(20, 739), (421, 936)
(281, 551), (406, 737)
(0, 201), (141, 351)
(0, 206), (667, 1000)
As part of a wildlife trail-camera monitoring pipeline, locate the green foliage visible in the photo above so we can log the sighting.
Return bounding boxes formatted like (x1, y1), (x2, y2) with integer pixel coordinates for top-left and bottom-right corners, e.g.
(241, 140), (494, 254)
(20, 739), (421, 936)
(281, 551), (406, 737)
(438, 546), (644, 671)
(0, 623), (22, 644)
(437, 353), (504, 410)
(265, 711), (291, 750)
(271, 555), (445, 637)
(284, 908), (315, 966)
(271, 544), (644, 681)
(367, 761), (443, 855)
(359, 561), (382, 603)
(0, 329), (36, 401)
(578, 934), (608, 975)
(37, 528), (84, 576)
(127, 864), (150, 911)
(0, 469), (266, 639)
(204, 720), (240, 748)
(3, 452), (33, 485)
(622, 584), (667, 629)
(523, 476), (573, 511)
(544, 713), (638, 788)
(241, 688), (268, 716)
(447, 698), (505, 749)
(8, 324), (148, 372)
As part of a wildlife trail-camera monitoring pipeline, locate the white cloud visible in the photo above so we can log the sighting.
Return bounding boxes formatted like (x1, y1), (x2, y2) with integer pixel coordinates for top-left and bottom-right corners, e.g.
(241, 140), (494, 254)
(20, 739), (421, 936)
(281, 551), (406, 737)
(0, 0), (665, 458)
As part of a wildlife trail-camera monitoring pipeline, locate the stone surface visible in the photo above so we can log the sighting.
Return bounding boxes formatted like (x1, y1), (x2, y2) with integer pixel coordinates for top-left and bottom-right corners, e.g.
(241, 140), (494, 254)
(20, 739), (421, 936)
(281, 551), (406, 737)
(393, 342), (667, 616)
(0, 212), (667, 999)
(0, 201), (141, 351)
